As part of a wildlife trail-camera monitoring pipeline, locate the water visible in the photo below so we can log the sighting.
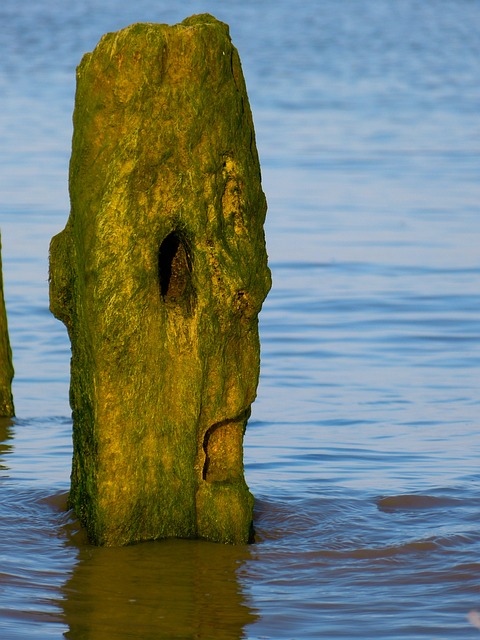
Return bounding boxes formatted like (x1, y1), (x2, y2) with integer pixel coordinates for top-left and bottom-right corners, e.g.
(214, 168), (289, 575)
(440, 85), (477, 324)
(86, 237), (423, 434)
(1, 0), (480, 637)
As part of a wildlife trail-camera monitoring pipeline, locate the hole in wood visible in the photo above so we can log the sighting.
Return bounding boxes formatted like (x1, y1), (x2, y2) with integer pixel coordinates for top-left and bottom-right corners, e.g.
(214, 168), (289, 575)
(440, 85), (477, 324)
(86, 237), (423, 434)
(158, 231), (193, 305)
(202, 410), (250, 483)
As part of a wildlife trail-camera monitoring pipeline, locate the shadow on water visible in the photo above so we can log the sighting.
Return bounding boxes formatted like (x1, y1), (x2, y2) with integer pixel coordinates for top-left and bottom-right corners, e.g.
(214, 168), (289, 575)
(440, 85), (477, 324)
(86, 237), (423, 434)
(60, 517), (258, 639)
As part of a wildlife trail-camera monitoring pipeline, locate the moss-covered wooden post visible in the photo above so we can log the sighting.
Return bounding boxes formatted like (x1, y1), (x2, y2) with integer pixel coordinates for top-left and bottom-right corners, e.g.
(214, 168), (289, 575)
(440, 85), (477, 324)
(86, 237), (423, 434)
(0, 231), (14, 417)
(49, 14), (270, 546)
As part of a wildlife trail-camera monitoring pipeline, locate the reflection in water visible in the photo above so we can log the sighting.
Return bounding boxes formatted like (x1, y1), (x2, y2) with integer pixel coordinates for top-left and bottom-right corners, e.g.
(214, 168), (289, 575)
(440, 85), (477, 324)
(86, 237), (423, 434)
(0, 417), (14, 472)
(0, 417), (256, 639)
(61, 529), (257, 639)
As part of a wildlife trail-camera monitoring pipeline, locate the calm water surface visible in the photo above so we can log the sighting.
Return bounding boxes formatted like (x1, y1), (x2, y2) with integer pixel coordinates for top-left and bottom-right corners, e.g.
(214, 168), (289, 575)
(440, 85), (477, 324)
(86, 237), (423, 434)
(1, 1), (480, 638)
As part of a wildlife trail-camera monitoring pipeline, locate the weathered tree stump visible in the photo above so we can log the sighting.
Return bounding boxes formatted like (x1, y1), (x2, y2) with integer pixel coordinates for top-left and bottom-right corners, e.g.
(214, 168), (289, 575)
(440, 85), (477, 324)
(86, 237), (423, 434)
(0, 231), (14, 418)
(49, 14), (270, 546)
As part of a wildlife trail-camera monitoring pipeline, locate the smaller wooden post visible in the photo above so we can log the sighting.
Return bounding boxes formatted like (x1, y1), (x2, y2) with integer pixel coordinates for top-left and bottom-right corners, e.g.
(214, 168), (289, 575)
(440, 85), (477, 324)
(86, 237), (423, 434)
(0, 231), (14, 417)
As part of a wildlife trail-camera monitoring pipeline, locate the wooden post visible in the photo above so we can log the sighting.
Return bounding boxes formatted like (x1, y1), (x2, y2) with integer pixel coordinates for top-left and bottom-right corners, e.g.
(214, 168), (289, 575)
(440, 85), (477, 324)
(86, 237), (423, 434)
(49, 14), (270, 545)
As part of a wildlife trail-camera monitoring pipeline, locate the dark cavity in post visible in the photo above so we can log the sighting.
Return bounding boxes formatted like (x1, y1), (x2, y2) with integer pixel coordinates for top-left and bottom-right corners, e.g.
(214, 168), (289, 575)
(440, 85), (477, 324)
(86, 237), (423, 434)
(158, 231), (193, 304)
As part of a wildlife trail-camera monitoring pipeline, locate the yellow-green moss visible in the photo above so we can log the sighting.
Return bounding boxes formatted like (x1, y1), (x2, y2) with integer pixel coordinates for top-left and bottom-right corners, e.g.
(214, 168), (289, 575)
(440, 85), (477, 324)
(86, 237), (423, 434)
(49, 14), (270, 546)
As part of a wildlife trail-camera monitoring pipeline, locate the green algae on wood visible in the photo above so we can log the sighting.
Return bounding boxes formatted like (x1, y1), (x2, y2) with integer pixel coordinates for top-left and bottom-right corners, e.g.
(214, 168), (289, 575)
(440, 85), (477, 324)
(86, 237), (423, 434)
(49, 14), (270, 546)
(0, 231), (14, 417)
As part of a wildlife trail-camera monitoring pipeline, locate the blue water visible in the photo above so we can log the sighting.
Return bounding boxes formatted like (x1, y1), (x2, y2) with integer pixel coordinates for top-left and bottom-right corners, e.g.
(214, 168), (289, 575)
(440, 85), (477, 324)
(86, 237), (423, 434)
(1, 1), (480, 638)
